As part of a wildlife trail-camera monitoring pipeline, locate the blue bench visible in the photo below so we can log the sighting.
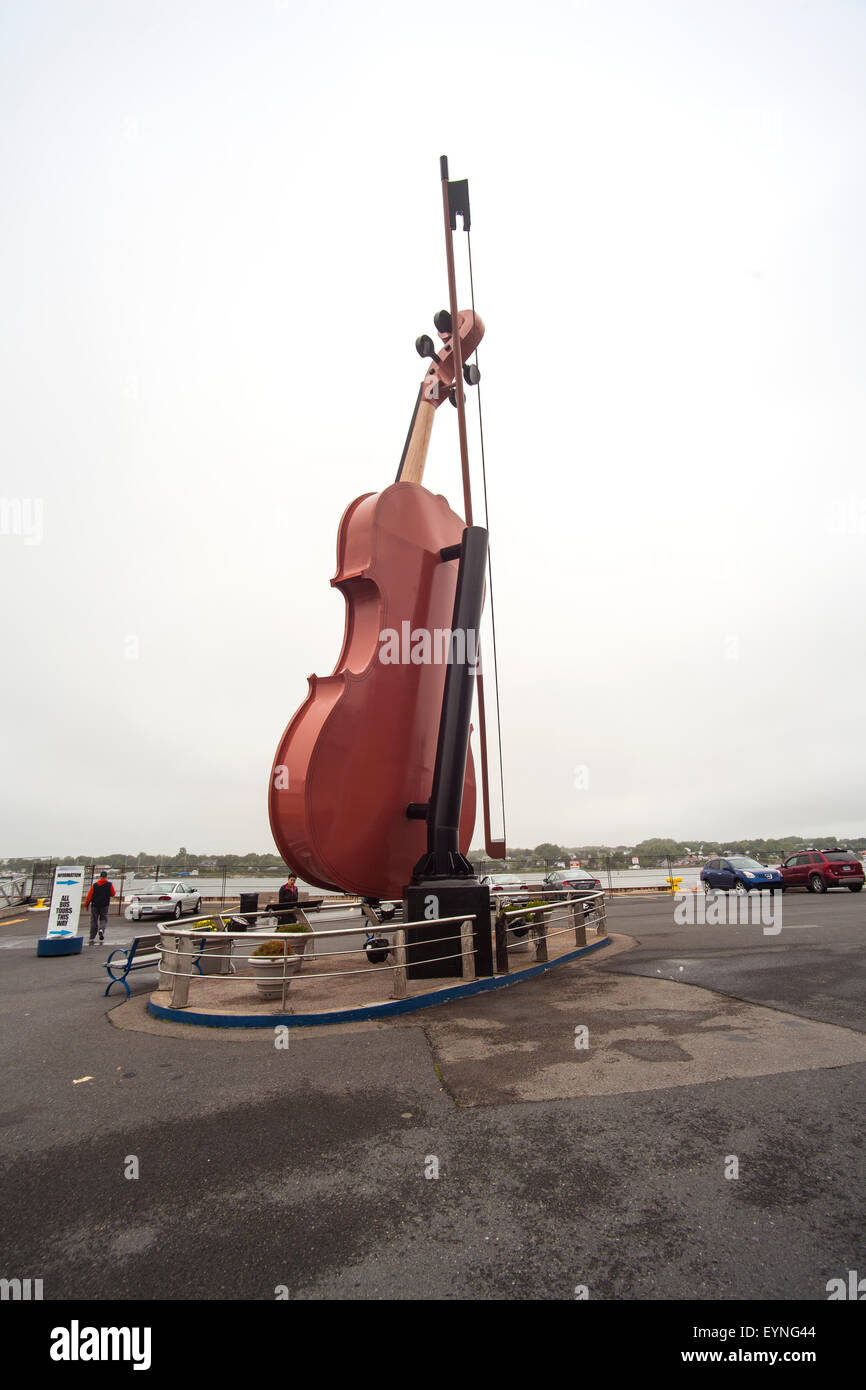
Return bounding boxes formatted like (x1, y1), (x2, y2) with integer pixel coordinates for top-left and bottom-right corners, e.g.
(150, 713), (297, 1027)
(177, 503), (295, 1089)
(104, 933), (203, 999)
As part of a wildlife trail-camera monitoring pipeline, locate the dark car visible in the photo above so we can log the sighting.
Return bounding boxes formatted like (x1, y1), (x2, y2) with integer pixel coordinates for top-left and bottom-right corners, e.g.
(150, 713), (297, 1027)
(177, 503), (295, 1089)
(778, 848), (864, 894)
(542, 868), (602, 897)
(700, 857), (784, 894)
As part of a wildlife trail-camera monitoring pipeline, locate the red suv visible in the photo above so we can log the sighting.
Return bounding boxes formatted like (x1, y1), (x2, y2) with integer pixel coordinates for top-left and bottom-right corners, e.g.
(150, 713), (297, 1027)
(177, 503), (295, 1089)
(778, 849), (864, 894)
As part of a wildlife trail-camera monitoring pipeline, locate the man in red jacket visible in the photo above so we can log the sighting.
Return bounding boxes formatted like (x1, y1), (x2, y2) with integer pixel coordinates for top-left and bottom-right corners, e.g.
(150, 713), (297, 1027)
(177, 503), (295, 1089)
(84, 870), (116, 944)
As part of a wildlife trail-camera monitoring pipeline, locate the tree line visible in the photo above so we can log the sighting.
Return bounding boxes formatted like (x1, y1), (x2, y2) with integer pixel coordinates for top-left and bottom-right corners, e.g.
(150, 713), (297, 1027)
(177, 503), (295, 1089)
(470, 835), (866, 872)
(1, 849), (289, 874)
(4, 834), (864, 876)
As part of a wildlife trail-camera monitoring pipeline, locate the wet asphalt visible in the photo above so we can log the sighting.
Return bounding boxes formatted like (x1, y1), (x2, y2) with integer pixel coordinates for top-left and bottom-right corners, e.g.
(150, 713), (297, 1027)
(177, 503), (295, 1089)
(0, 891), (864, 1303)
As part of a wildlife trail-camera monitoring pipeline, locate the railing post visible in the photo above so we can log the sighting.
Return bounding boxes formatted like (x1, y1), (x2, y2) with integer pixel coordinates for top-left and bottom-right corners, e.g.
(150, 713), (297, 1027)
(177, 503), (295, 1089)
(460, 918), (476, 981)
(573, 901), (587, 947)
(159, 934), (179, 1000)
(391, 927), (407, 999)
(210, 931), (233, 976)
(292, 908), (313, 967)
(160, 931), (176, 993)
(169, 931), (193, 1007)
(280, 938), (290, 1012)
(531, 910), (549, 963)
(494, 910), (509, 974)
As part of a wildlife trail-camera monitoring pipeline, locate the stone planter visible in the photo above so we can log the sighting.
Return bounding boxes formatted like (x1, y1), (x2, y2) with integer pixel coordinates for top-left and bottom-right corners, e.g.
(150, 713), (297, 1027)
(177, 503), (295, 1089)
(248, 951), (301, 1000)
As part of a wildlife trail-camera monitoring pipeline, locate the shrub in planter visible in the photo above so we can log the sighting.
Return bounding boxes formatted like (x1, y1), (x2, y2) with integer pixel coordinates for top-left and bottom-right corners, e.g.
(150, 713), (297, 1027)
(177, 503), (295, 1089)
(252, 917), (312, 950)
(273, 922), (313, 953)
(521, 899), (547, 921)
(250, 940), (293, 957)
(498, 899), (546, 939)
(248, 937), (304, 999)
(250, 922), (313, 960)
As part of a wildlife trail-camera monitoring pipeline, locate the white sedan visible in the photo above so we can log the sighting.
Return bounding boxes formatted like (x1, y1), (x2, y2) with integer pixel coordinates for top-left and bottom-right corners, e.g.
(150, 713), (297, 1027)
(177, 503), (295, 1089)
(127, 882), (203, 921)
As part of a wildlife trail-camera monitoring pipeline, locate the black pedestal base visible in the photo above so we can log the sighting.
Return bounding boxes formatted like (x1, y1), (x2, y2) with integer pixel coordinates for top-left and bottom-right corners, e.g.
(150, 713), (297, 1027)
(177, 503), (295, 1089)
(403, 879), (493, 980)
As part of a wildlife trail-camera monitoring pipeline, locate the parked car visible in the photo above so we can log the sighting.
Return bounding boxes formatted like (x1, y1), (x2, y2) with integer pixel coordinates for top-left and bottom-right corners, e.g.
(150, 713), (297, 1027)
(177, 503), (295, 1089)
(480, 874), (527, 898)
(542, 868), (602, 897)
(701, 857), (784, 894)
(128, 881), (203, 921)
(778, 849), (864, 894)
(485, 878), (552, 938)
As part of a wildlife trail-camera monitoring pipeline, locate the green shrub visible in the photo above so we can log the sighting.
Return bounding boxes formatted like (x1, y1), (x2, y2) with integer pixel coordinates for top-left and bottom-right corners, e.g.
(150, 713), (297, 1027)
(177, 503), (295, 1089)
(251, 928), (311, 957)
(498, 898), (546, 923)
(251, 940), (292, 958)
(522, 899), (548, 916)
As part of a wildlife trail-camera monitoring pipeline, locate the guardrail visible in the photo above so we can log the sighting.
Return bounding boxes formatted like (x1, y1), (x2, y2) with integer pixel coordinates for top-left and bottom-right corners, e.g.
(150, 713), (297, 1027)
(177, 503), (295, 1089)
(157, 907), (480, 1010)
(0, 876), (28, 911)
(493, 890), (607, 969)
(154, 890), (608, 1011)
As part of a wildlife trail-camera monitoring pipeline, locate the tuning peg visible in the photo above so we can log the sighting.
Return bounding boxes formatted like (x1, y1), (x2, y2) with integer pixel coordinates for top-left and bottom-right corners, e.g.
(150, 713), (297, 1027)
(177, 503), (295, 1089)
(463, 363), (480, 386)
(415, 334), (440, 362)
(449, 386), (465, 408)
(433, 309), (452, 336)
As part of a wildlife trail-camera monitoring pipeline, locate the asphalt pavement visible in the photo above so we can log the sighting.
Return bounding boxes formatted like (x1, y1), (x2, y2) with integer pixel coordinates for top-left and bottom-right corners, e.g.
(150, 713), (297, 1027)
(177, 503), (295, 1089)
(1, 891), (864, 1302)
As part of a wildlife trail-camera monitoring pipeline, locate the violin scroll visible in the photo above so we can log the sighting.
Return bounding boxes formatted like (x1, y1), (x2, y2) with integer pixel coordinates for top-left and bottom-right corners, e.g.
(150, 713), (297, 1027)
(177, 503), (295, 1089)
(415, 308), (484, 408)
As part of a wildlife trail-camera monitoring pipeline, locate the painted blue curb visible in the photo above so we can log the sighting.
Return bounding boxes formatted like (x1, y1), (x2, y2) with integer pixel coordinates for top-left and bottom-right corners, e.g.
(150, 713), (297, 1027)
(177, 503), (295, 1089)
(145, 934), (612, 1029)
(37, 935), (83, 957)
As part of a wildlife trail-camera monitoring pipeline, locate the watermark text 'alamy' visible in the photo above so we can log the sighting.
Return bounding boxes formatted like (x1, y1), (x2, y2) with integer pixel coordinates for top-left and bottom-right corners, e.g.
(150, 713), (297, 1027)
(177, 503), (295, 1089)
(378, 622), (480, 669)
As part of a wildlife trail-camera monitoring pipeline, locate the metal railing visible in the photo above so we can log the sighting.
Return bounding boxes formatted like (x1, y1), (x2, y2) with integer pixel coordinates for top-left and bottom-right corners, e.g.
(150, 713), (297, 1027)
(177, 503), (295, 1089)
(0, 875), (28, 910)
(156, 906), (482, 1011)
(153, 889), (608, 1012)
(494, 889), (607, 969)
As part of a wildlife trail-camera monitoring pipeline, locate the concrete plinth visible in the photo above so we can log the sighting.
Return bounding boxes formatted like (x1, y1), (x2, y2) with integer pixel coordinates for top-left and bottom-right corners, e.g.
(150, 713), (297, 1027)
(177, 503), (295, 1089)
(404, 880), (493, 979)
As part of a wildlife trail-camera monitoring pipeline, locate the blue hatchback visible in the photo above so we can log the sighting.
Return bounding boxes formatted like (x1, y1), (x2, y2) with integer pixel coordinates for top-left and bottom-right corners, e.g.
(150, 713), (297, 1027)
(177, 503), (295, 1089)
(700, 856), (784, 894)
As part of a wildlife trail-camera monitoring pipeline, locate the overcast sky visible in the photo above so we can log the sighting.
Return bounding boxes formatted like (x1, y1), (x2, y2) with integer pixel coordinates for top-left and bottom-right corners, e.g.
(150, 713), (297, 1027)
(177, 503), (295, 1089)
(2, 0), (865, 858)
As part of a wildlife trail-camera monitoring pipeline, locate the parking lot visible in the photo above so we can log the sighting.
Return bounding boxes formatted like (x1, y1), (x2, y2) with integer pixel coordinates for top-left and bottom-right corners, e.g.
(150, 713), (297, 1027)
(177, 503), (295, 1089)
(0, 890), (864, 1303)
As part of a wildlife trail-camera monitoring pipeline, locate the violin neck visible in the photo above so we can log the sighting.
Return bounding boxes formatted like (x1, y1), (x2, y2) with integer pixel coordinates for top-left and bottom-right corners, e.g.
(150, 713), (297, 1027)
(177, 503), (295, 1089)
(396, 389), (436, 485)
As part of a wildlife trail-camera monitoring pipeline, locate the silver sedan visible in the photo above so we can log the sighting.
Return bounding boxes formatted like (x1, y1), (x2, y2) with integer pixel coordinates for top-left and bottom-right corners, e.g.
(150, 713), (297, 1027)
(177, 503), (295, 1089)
(127, 881), (203, 921)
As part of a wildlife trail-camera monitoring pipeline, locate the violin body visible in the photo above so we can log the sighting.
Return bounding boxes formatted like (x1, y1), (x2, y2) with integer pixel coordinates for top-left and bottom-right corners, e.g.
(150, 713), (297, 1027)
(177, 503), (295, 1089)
(268, 480), (477, 902)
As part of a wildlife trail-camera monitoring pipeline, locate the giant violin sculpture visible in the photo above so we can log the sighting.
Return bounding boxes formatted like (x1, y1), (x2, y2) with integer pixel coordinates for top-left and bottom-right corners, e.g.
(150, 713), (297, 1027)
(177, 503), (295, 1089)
(269, 159), (504, 904)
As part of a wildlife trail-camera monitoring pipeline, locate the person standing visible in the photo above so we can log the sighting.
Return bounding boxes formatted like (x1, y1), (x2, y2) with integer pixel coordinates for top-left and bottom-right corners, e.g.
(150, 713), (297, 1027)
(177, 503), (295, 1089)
(276, 873), (299, 926)
(85, 869), (116, 944)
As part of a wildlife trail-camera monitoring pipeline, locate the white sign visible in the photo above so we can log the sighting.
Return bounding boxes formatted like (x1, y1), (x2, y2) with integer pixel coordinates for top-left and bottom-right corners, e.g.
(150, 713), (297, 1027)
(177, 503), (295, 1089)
(569, 860), (580, 869)
(631, 857), (640, 868)
(46, 865), (85, 938)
